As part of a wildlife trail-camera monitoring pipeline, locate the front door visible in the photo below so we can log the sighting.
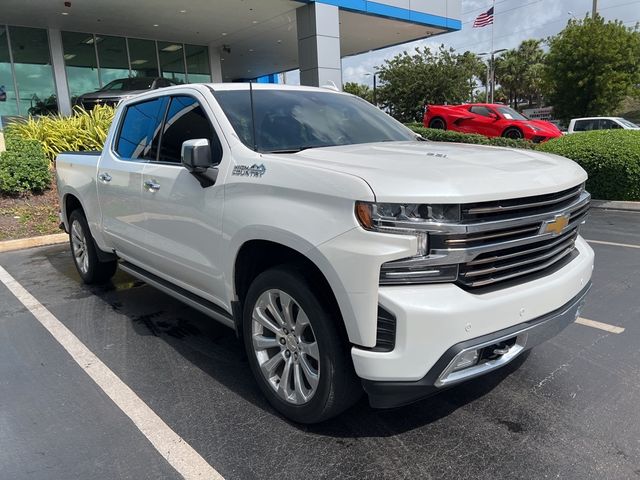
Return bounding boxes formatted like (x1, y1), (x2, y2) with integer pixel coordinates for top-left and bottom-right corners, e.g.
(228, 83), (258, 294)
(138, 94), (227, 305)
(97, 96), (166, 259)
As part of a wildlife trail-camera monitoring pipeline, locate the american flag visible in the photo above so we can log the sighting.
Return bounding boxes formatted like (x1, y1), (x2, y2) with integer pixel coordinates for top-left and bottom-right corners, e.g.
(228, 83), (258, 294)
(473, 6), (494, 28)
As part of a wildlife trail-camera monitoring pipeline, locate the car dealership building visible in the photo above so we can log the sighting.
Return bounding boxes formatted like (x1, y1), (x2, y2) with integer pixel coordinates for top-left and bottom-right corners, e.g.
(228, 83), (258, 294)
(0, 0), (461, 116)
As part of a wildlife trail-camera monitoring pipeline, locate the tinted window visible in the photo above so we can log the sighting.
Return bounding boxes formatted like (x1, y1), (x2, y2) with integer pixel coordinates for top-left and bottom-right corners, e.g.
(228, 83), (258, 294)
(115, 97), (167, 160)
(573, 120), (593, 132)
(158, 96), (221, 163)
(213, 89), (415, 153)
(598, 119), (621, 129)
(469, 106), (494, 117)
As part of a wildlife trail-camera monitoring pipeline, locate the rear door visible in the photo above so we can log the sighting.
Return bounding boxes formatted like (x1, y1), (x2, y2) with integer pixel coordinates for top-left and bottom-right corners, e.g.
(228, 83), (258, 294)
(97, 96), (167, 258)
(138, 92), (228, 304)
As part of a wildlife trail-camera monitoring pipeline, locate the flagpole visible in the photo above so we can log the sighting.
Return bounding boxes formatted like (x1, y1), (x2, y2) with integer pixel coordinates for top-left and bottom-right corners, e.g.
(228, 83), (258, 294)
(490, 0), (495, 103)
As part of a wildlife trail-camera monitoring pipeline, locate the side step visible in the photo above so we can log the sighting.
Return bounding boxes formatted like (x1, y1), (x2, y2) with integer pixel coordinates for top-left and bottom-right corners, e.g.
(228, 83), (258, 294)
(119, 261), (235, 330)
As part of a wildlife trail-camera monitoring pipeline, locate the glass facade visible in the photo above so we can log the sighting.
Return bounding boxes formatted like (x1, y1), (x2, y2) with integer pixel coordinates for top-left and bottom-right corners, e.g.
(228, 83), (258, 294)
(0, 26), (57, 116)
(62, 33), (211, 103)
(0, 25), (212, 119)
(128, 38), (158, 78)
(61, 31), (100, 103)
(158, 41), (186, 84)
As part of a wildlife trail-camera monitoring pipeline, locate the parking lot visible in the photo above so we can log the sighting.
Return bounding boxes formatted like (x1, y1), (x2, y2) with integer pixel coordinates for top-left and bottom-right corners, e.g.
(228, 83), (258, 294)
(1, 208), (639, 480)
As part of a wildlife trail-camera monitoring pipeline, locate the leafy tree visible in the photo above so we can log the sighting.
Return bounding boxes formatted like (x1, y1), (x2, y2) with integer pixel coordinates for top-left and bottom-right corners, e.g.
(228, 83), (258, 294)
(343, 82), (373, 103)
(376, 45), (485, 122)
(494, 40), (545, 108)
(543, 15), (640, 122)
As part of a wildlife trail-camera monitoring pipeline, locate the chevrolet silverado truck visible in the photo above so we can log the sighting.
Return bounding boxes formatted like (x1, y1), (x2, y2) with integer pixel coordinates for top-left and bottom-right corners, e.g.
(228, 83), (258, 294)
(56, 83), (594, 423)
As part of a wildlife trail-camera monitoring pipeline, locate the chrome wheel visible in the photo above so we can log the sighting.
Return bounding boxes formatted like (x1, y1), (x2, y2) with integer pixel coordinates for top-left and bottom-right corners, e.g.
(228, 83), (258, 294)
(251, 289), (320, 405)
(70, 220), (89, 275)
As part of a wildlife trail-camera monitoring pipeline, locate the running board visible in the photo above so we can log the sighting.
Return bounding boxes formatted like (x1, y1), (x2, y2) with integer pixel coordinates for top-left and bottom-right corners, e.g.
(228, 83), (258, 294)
(119, 261), (235, 330)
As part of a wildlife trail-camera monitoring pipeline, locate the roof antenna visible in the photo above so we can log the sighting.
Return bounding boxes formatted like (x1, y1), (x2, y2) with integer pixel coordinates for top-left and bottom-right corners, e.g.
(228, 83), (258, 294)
(249, 81), (258, 152)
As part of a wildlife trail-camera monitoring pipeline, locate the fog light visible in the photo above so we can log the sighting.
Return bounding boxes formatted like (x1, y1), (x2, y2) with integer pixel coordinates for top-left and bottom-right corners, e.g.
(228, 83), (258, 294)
(451, 349), (479, 372)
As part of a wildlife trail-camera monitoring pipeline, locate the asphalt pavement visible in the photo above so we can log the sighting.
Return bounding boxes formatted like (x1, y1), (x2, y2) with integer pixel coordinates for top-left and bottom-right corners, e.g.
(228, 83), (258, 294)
(1, 208), (639, 480)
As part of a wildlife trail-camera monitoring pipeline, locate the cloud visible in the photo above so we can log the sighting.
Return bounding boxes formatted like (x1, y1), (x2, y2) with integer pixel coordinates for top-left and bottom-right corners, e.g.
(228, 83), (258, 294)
(339, 0), (639, 86)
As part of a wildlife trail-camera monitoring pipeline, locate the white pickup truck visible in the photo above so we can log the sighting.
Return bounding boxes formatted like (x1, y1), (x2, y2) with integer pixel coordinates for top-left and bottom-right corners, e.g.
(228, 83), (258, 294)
(56, 83), (594, 423)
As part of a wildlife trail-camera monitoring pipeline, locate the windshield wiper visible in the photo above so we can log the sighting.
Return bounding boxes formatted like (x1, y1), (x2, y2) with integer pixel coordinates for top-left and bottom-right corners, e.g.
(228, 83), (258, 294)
(264, 145), (321, 154)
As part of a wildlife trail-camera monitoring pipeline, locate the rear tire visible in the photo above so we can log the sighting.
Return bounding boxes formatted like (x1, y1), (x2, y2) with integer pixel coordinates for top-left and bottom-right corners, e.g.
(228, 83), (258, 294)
(68, 209), (117, 284)
(429, 117), (447, 130)
(243, 266), (361, 423)
(502, 127), (523, 139)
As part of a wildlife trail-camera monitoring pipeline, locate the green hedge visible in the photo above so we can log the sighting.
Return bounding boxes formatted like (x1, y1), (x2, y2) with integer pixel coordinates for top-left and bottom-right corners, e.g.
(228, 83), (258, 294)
(0, 136), (51, 195)
(406, 124), (537, 150)
(538, 130), (640, 201)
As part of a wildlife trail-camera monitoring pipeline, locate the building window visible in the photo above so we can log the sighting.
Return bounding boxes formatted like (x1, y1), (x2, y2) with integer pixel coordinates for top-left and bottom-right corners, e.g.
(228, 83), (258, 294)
(185, 45), (211, 83)
(62, 31), (100, 104)
(158, 41), (186, 84)
(97, 35), (130, 85)
(127, 38), (159, 78)
(7, 26), (57, 115)
(0, 26), (18, 117)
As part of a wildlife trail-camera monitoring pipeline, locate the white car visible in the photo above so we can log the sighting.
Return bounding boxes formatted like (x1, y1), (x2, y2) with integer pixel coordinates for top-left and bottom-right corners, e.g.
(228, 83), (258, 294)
(56, 83), (594, 423)
(567, 116), (640, 133)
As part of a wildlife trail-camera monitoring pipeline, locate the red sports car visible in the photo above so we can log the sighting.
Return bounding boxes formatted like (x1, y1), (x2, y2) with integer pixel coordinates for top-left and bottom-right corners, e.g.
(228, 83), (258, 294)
(424, 103), (562, 143)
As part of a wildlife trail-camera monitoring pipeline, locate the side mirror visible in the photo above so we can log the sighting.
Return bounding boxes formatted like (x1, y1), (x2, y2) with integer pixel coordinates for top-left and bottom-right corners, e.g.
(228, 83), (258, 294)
(181, 139), (212, 173)
(490, 113), (500, 121)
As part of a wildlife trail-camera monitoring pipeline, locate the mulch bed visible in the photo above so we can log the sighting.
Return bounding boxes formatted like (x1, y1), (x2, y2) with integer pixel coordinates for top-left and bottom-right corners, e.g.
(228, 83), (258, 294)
(0, 182), (61, 241)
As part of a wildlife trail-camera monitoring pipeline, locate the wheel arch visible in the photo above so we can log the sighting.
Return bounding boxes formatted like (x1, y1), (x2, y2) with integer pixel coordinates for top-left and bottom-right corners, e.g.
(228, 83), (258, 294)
(230, 232), (356, 344)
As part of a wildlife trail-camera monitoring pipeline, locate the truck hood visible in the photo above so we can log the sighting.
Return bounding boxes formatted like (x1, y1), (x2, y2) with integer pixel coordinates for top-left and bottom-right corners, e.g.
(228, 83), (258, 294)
(271, 141), (587, 203)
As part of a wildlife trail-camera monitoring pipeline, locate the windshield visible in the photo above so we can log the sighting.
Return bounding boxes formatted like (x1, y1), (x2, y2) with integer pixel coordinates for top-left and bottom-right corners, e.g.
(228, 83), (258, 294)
(101, 78), (154, 91)
(617, 118), (639, 128)
(496, 106), (528, 121)
(213, 89), (416, 153)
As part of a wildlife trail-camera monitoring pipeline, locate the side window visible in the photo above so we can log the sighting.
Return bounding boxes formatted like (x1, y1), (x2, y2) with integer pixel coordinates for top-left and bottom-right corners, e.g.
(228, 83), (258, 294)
(470, 106), (492, 117)
(599, 119), (620, 129)
(573, 120), (589, 132)
(115, 97), (167, 160)
(157, 95), (222, 164)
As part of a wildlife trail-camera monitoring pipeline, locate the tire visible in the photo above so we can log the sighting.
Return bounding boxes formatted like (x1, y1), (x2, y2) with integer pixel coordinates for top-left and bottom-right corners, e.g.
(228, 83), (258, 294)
(68, 209), (117, 284)
(243, 266), (361, 423)
(429, 117), (447, 130)
(502, 127), (523, 139)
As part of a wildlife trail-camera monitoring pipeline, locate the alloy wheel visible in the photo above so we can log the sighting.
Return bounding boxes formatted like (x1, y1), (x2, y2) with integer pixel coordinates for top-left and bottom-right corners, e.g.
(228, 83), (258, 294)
(70, 220), (89, 275)
(251, 289), (320, 405)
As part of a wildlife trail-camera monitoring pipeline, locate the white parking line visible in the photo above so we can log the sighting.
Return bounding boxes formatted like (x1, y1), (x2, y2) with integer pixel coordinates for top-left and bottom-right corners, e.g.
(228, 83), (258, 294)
(576, 317), (625, 334)
(0, 265), (224, 480)
(586, 239), (640, 250)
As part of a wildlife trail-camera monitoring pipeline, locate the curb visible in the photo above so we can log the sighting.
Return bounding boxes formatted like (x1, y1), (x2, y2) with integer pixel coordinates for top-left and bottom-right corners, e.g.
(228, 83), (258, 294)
(591, 200), (640, 212)
(0, 233), (68, 253)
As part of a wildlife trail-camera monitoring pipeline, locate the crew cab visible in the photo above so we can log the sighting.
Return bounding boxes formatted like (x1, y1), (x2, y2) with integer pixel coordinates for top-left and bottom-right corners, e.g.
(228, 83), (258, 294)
(56, 84), (594, 423)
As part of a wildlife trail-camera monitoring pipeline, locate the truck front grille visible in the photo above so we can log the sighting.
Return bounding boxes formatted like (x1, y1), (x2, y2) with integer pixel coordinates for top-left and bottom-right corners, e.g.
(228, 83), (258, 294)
(425, 185), (590, 290)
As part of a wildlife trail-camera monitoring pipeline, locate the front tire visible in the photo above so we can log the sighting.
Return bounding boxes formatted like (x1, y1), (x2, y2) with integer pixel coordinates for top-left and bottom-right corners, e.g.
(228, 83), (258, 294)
(502, 127), (523, 139)
(243, 267), (361, 423)
(68, 209), (117, 284)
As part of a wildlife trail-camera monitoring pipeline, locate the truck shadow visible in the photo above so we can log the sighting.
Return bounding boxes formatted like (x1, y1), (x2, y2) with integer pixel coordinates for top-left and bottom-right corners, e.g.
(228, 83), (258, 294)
(43, 246), (528, 438)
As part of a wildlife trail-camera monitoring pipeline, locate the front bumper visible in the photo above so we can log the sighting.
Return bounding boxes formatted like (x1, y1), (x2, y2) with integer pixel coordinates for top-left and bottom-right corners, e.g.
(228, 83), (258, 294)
(363, 282), (591, 408)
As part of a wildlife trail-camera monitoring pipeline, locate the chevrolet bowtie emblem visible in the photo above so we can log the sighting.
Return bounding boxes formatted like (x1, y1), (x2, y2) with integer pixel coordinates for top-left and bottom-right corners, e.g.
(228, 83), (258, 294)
(540, 214), (570, 236)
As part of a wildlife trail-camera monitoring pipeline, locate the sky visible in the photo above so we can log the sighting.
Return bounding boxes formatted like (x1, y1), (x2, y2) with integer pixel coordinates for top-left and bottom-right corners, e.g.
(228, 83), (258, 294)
(288, 0), (640, 86)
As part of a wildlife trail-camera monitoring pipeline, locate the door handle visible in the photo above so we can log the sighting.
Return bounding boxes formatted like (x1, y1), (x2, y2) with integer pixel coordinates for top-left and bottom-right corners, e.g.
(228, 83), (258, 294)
(143, 179), (161, 192)
(98, 172), (112, 183)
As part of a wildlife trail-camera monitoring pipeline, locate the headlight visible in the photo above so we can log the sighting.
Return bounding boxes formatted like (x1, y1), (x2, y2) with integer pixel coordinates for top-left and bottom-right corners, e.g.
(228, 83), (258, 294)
(355, 201), (460, 285)
(525, 124), (541, 132)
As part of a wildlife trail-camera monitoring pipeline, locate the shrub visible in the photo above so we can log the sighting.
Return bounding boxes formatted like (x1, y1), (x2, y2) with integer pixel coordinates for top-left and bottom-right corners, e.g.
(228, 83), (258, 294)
(6, 104), (116, 165)
(538, 130), (640, 201)
(0, 137), (51, 195)
(406, 124), (537, 150)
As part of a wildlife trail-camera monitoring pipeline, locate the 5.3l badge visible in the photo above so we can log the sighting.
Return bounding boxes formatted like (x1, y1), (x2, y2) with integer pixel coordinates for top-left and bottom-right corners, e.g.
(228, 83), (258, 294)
(232, 164), (266, 178)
